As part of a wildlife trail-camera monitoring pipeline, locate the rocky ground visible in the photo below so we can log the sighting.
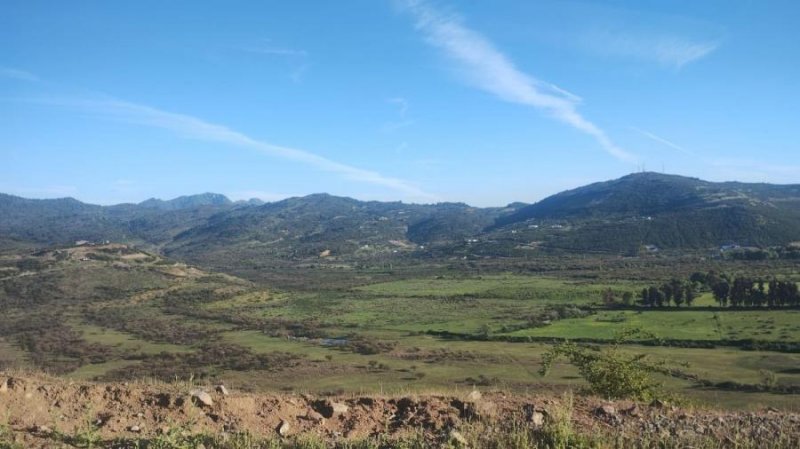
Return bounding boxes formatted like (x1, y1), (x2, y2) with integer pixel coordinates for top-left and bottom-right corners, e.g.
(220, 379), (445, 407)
(2, 372), (799, 448)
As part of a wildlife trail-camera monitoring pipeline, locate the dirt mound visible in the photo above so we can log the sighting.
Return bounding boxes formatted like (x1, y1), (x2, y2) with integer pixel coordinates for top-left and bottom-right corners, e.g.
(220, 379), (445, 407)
(2, 373), (799, 448)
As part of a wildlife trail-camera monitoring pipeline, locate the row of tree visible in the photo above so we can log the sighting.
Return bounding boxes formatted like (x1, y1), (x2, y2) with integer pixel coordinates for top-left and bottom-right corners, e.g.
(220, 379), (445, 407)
(638, 279), (697, 307)
(710, 277), (800, 308)
(628, 271), (800, 308)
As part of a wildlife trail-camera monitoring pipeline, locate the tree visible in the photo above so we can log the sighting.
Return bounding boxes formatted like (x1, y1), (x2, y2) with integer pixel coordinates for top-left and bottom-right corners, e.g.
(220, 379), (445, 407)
(689, 272), (707, 285)
(602, 288), (616, 306)
(647, 286), (663, 308)
(622, 291), (634, 306)
(640, 288), (650, 306)
(659, 283), (673, 307)
(684, 283), (697, 307)
(671, 279), (685, 307)
(711, 281), (729, 307)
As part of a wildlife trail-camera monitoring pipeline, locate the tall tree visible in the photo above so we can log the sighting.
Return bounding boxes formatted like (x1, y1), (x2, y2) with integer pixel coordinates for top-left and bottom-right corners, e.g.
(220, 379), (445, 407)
(712, 281), (729, 307)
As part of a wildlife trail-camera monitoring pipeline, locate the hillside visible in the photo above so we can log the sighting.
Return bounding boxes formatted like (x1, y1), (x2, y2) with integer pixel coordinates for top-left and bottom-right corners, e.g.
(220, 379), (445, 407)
(163, 194), (509, 269)
(2, 173), (799, 260)
(0, 193), (241, 250)
(491, 173), (800, 252)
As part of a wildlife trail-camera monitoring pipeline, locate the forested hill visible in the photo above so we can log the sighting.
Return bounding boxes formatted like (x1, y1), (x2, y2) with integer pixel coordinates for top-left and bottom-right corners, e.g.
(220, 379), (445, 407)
(492, 173), (800, 252)
(1, 173), (799, 258)
(497, 172), (800, 223)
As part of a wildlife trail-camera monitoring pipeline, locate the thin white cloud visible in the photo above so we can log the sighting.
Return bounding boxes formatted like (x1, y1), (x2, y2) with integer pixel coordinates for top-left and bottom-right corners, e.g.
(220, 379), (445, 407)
(0, 67), (40, 82)
(242, 40), (308, 58)
(398, 0), (635, 162)
(388, 97), (409, 118)
(36, 96), (438, 202)
(241, 41), (310, 83)
(587, 32), (719, 68)
(708, 158), (800, 185)
(631, 127), (695, 156)
(382, 97), (415, 132)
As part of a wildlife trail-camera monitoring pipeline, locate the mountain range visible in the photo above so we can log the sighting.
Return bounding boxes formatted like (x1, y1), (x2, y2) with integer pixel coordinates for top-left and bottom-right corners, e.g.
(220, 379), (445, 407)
(2, 173), (798, 263)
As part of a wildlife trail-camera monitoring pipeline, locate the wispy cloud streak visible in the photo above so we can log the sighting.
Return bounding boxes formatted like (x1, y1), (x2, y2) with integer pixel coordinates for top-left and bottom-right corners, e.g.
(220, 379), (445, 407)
(38, 96), (437, 201)
(0, 67), (40, 82)
(630, 127), (694, 156)
(398, 0), (635, 162)
(587, 33), (719, 69)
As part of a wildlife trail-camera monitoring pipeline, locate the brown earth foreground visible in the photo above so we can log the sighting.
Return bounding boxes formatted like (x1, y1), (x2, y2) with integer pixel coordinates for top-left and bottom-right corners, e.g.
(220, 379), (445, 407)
(1, 372), (799, 448)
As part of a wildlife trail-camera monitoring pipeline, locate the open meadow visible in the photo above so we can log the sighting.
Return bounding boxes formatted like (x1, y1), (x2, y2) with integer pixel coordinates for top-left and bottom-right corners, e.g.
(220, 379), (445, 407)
(2, 244), (799, 413)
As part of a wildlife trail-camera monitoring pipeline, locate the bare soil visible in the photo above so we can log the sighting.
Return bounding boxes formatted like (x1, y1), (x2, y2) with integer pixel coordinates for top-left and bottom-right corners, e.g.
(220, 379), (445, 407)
(2, 372), (799, 448)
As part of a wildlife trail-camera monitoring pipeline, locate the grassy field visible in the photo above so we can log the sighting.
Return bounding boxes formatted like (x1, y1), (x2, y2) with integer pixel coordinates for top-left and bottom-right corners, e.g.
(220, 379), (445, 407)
(2, 247), (800, 411)
(504, 309), (800, 341)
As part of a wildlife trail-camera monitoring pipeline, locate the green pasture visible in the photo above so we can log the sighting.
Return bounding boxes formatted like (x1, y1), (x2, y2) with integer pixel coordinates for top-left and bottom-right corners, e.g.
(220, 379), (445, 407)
(504, 309), (800, 341)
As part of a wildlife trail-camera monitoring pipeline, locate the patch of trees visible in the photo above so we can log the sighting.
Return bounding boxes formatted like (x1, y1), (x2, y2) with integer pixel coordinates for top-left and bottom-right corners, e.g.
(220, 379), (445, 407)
(84, 306), (219, 345)
(100, 343), (302, 381)
(708, 276), (799, 308)
(637, 278), (698, 307)
(0, 312), (117, 373)
(499, 305), (592, 333)
(635, 271), (800, 308)
(1, 273), (64, 307)
(340, 337), (396, 355)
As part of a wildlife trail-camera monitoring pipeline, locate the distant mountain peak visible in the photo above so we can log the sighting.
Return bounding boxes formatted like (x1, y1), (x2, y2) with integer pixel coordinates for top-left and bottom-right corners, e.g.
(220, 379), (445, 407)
(138, 193), (232, 210)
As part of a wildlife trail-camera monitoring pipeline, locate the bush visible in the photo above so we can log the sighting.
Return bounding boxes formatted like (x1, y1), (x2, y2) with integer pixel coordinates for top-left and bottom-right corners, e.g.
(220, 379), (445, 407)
(539, 329), (664, 401)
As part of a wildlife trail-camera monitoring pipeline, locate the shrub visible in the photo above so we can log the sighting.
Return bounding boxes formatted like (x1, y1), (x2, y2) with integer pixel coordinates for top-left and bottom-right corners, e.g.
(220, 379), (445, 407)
(539, 329), (664, 401)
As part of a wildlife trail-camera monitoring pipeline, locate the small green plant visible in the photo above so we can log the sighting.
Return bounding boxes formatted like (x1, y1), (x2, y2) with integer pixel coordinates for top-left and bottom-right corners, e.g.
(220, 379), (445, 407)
(760, 369), (778, 389)
(539, 328), (665, 401)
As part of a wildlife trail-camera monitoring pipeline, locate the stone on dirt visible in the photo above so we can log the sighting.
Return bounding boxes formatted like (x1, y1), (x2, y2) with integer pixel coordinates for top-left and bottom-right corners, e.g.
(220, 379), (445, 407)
(530, 411), (546, 427)
(278, 419), (291, 436)
(190, 389), (214, 407)
(596, 405), (617, 417)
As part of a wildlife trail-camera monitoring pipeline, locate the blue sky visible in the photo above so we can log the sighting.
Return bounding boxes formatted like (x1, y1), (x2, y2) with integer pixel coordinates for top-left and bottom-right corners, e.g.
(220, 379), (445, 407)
(1, 0), (798, 206)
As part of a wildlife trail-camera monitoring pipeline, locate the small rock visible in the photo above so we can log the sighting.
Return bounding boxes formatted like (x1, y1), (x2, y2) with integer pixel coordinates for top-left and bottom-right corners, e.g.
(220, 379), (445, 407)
(530, 411), (546, 427)
(331, 401), (349, 415)
(467, 390), (482, 402)
(278, 419), (291, 436)
(312, 399), (349, 418)
(595, 405), (617, 417)
(624, 405), (640, 417)
(129, 425), (141, 433)
(306, 410), (324, 422)
(190, 389), (214, 407)
(450, 430), (468, 446)
(215, 385), (229, 396)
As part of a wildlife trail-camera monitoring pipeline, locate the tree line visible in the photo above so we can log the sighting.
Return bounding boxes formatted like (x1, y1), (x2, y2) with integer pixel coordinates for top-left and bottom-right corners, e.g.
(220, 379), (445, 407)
(630, 271), (800, 308)
(707, 276), (799, 308)
(637, 278), (698, 307)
